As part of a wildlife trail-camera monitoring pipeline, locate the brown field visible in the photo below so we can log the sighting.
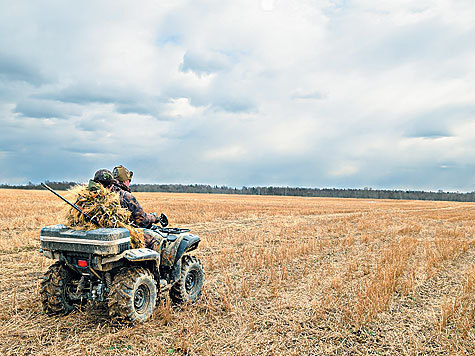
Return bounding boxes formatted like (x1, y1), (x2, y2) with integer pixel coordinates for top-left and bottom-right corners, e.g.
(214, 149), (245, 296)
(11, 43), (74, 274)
(0, 189), (474, 355)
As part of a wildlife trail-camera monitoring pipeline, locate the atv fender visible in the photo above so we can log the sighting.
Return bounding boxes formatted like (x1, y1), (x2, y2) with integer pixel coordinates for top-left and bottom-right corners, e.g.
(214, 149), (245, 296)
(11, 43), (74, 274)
(174, 234), (200, 263)
(163, 234), (200, 283)
(161, 234), (200, 266)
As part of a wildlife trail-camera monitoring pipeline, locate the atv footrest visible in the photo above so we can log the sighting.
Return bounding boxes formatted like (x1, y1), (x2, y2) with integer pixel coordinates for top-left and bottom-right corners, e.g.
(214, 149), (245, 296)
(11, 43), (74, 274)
(124, 248), (160, 261)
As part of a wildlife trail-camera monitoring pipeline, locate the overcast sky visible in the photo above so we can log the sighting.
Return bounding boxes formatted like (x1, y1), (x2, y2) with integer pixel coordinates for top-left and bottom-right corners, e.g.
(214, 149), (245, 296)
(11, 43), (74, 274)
(1, 0), (474, 191)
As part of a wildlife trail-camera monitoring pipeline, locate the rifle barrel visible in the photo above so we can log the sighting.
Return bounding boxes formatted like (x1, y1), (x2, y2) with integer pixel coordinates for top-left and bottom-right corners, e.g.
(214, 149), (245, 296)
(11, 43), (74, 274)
(40, 183), (100, 227)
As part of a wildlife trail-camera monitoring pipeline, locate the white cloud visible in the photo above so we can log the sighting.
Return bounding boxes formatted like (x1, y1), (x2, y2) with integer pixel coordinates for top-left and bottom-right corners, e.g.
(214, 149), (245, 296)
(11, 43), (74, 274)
(329, 161), (360, 178)
(163, 98), (206, 117)
(204, 145), (247, 161)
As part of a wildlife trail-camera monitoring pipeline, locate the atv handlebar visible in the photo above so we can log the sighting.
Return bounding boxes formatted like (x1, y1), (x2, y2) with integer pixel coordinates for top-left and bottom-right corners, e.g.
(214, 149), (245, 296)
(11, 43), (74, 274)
(150, 226), (190, 234)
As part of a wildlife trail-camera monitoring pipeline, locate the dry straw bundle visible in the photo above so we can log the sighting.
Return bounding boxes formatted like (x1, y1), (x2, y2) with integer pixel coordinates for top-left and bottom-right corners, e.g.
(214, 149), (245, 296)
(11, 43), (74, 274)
(65, 184), (144, 248)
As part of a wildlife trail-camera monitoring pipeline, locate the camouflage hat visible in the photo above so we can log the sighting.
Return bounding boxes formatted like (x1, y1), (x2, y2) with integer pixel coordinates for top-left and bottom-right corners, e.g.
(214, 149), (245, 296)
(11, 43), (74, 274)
(87, 179), (102, 191)
(112, 165), (133, 182)
(93, 169), (114, 186)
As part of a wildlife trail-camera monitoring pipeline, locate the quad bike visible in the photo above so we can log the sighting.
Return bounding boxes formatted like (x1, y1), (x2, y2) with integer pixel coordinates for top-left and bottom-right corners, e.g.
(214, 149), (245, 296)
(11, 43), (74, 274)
(38, 184), (204, 323)
(39, 224), (204, 322)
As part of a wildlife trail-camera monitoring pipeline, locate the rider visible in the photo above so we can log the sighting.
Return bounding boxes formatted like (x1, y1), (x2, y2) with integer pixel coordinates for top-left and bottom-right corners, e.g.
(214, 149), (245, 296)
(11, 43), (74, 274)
(91, 168), (163, 251)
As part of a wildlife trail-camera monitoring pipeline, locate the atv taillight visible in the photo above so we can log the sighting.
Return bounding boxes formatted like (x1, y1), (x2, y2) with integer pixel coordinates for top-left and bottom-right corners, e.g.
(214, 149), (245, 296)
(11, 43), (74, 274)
(77, 259), (88, 267)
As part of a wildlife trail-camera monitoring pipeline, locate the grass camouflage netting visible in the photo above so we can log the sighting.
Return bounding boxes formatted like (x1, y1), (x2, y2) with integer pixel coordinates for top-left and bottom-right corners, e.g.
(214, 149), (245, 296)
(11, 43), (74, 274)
(64, 184), (144, 248)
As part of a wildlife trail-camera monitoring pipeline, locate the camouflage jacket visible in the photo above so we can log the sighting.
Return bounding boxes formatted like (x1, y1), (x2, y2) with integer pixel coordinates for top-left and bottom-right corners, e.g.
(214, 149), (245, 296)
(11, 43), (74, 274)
(111, 183), (156, 228)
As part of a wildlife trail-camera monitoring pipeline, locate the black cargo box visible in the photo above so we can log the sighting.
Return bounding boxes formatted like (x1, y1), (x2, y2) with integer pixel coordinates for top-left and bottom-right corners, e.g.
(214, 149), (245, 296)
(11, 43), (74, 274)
(40, 224), (131, 255)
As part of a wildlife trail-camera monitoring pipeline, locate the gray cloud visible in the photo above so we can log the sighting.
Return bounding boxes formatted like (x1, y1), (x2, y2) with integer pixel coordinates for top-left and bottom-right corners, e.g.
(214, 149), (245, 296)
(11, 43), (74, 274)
(47, 83), (133, 105)
(14, 99), (80, 119)
(0, 1), (474, 191)
(402, 105), (475, 138)
(180, 50), (232, 75)
(211, 97), (257, 113)
(0, 54), (45, 85)
(291, 90), (326, 100)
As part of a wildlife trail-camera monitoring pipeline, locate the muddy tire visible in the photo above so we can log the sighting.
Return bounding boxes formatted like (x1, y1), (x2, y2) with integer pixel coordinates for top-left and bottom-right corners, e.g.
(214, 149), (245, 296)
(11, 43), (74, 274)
(108, 267), (157, 323)
(170, 256), (204, 304)
(40, 262), (82, 315)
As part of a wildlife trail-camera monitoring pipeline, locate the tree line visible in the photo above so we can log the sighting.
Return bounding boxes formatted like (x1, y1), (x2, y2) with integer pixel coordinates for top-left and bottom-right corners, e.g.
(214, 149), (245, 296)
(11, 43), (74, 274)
(1, 181), (474, 202)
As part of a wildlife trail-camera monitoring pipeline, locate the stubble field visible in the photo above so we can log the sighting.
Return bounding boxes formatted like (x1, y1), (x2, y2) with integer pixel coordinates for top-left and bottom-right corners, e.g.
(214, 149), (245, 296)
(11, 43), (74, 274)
(0, 189), (473, 355)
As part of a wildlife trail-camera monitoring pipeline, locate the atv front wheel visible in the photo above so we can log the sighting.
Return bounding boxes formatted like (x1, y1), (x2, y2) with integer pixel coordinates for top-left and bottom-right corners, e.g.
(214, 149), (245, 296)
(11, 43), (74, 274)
(108, 267), (157, 323)
(170, 256), (204, 304)
(40, 262), (83, 314)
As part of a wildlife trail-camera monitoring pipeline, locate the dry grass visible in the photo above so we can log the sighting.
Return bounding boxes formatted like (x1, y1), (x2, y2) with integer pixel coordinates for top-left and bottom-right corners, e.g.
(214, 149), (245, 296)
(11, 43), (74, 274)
(0, 189), (473, 355)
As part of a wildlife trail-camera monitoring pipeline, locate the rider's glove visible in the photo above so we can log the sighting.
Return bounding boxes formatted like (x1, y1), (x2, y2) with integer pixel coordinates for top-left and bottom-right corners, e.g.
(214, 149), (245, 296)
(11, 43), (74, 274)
(151, 212), (168, 227)
(158, 213), (168, 227)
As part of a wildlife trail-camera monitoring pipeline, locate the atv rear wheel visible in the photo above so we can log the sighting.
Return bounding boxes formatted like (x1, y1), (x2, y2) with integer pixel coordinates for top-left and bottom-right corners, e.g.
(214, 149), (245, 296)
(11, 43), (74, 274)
(40, 262), (83, 315)
(170, 256), (204, 304)
(108, 267), (157, 323)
